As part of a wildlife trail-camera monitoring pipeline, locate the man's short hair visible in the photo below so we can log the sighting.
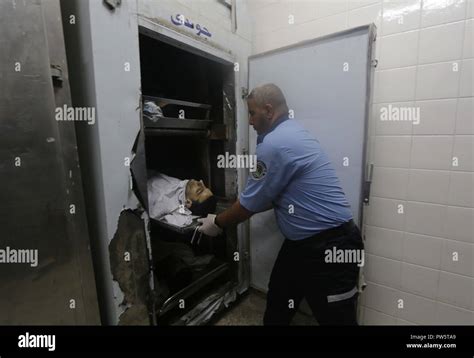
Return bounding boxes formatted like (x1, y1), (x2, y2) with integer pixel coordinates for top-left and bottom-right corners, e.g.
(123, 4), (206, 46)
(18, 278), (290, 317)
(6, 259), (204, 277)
(247, 83), (289, 112)
(189, 195), (217, 217)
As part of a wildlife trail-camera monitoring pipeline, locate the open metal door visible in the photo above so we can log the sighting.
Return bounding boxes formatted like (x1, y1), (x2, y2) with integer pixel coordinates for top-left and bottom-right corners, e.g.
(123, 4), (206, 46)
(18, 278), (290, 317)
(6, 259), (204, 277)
(0, 0), (100, 324)
(247, 25), (376, 292)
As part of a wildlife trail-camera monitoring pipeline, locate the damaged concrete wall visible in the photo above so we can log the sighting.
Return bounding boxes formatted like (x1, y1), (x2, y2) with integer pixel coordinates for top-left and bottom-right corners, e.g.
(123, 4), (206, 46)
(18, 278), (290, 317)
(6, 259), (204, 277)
(61, 0), (143, 324)
(109, 210), (150, 325)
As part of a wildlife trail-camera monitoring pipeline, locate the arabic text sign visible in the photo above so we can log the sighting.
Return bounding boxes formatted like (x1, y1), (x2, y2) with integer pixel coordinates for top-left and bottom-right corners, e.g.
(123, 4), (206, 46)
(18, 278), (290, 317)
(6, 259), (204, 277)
(170, 14), (212, 38)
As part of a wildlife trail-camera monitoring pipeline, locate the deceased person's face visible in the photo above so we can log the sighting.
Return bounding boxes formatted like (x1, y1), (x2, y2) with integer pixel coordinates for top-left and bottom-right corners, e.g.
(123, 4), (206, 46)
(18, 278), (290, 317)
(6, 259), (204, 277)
(185, 179), (213, 206)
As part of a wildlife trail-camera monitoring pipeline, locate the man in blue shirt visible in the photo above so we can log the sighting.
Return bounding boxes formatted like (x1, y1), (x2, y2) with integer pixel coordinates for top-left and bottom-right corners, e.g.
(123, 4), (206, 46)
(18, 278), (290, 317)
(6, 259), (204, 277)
(198, 83), (364, 325)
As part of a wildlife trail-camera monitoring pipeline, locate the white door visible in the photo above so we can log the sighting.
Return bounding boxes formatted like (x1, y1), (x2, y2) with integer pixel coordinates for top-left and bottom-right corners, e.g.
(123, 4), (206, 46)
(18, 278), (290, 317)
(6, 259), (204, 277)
(247, 25), (376, 292)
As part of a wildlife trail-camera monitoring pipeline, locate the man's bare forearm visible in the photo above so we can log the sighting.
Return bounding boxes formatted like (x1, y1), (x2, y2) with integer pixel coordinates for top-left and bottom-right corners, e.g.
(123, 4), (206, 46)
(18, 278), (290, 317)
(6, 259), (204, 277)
(215, 200), (253, 228)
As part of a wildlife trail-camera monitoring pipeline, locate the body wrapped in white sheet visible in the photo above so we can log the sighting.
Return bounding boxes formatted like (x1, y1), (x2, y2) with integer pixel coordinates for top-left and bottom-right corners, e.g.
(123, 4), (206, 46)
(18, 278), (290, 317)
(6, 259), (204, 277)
(147, 171), (196, 227)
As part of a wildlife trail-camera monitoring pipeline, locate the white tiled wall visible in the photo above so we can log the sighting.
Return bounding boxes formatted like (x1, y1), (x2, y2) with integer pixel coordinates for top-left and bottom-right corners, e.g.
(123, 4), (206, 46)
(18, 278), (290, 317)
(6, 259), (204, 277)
(248, 0), (473, 325)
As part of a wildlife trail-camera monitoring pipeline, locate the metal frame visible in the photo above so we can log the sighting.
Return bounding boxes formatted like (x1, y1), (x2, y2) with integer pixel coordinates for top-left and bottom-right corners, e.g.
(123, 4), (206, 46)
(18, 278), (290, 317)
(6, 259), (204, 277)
(137, 18), (246, 325)
(143, 95), (212, 110)
(142, 96), (213, 127)
(361, 24), (377, 226)
(138, 17), (236, 66)
(43, 1), (101, 323)
(0, 0), (100, 324)
(158, 263), (229, 316)
(144, 119), (212, 130)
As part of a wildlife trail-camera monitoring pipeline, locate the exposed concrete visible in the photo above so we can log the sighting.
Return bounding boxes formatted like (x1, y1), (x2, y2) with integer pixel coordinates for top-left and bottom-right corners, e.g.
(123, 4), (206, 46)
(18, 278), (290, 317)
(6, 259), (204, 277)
(109, 210), (150, 325)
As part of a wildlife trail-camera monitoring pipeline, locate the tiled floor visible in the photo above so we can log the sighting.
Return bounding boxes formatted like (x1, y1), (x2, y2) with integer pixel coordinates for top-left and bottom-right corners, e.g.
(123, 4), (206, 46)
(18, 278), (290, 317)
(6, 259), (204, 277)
(212, 289), (318, 326)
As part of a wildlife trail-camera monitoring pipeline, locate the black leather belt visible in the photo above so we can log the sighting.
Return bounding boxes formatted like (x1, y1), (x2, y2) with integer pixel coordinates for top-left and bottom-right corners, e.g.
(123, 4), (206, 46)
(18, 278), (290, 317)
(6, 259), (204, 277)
(320, 219), (356, 238)
(290, 219), (357, 244)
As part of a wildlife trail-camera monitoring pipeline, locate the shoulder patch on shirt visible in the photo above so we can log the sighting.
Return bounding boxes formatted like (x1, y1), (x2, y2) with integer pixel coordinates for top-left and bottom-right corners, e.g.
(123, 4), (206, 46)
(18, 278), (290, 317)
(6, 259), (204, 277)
(251, 160), (267, 180)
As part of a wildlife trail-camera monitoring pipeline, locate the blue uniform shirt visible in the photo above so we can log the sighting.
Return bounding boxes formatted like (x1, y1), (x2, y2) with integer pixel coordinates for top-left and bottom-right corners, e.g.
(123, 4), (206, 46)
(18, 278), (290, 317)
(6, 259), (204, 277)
(239, 115), (353, 240)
